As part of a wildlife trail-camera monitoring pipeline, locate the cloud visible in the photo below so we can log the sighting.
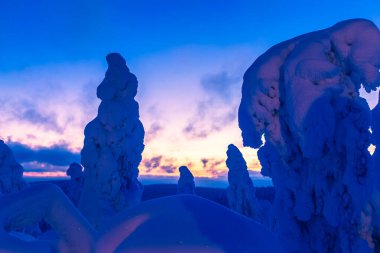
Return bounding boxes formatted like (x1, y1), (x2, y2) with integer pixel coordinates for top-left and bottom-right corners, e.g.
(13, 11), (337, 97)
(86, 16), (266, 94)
(201, 71), (240, 102)
(0, 98), (64, 133)
(182, 70), (241, 139)
(145, 122), (164, 143)
(142, 155), (178, 175)
(21, 106), (63, 133)
(183, 98), (237, 139)
(21, 161), (67, 173)
(7, 141), (80, 167)
(160, 165), (177, 174)
(200, 158), (226, 178)
(143, 155), (163, 172)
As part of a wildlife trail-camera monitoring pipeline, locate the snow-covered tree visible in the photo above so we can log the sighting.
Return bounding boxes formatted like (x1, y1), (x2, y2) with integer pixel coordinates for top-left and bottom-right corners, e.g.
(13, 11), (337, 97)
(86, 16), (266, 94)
(361, 93), (380, 251)
(0, 140), (26, 194)
(177, 166), (195, 194)
(238, 19), (380, 253)
(66, 162), (84, 206)
(79, 53), (145, 227)
(226, 144), (259, 219)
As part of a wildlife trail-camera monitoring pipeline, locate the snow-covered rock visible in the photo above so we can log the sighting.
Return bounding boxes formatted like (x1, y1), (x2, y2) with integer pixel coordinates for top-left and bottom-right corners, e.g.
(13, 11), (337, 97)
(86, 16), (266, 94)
(79, 53), (145, 227)
(0, 140), (26, 194)
(66, 162), (84, 206)
(238, 19), (380, 252)
(0, 184), (282, 253)
(177, 166), (195, 194)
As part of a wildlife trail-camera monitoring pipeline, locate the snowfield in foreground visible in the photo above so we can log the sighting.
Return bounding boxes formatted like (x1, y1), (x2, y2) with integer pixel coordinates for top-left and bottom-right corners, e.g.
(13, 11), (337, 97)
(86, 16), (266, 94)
(0, 184), (281, 253)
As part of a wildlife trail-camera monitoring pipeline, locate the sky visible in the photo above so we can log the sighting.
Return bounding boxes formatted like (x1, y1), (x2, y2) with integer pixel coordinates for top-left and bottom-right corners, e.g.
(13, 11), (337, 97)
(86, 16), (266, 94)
(0, 1), (380, 183)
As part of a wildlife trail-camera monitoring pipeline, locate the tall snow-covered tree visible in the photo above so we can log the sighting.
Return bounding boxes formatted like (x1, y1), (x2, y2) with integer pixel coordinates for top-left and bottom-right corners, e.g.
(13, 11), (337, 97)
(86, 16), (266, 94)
(177, 166), (195, 194)
(238, 19), (380, 252)
(79, 53), (145, 227)
(66, 162), (84, 206)
(226, 144), (259, 219)
(0, 140), (26, 194)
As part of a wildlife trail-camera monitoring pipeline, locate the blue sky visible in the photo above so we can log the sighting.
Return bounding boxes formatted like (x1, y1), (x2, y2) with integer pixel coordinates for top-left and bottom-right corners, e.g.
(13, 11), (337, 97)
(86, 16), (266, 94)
(0, 1), (379, 180)
(1, 0), (380, 70)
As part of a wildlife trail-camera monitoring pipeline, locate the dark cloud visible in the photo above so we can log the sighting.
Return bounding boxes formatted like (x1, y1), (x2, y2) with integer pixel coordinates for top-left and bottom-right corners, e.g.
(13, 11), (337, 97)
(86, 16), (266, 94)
(183, 99), (237, 139)
(1, 99), (64, 133)
(201, 158), (226, 178)
(143, 155), (163, 172)
(21, 108), (63, 133)
(7, 141), (80, 167)
(161, 165), (176, 174)
(21, 161), (67, 173)
(182, 70), (240, 139)
(142, 105), (166, 143)
(201, 71), (240, 102)
(145, 122), (163, 143)
(141, 156), (178, 175)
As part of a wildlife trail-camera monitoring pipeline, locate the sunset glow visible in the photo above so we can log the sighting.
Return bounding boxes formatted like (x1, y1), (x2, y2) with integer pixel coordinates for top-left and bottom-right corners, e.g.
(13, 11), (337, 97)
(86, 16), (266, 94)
(1, 1), (379, 182)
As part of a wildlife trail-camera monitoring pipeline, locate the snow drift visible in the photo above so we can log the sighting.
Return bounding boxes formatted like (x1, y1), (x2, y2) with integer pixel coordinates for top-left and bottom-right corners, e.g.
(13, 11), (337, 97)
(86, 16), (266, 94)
(0, 184), (282, 253)
(79, 53), (145, 227)
(238, 19), (380, 252)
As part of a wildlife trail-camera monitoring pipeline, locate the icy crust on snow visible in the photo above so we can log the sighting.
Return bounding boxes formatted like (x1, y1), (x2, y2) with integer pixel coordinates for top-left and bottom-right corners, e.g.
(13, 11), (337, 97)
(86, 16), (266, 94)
(79, 53), (145, 227)
(226, 144), (259, 219)
(0, 185), (282, 253)
(0, 140), (26, 194)
(239, 19), (380, 252)
(177, 166), (195, 194)
(66, 162), (84, 206)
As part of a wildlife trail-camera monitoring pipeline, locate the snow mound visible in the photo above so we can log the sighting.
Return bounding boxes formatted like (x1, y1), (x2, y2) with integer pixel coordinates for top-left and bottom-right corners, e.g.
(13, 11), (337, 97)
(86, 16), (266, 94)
(0, 140), (26, 194)
(177, 166), (195, 194)
(0, 185), (282, 253)
(98, 195), (283, 253)
(0, 184), (96, 253)
(79, 53), (145, 227)
(238, 19), (380, 252)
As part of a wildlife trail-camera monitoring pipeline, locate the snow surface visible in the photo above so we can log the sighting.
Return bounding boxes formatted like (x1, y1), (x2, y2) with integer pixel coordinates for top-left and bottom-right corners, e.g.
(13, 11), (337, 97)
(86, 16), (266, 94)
(177, 166), (195, 194)
(0, 184), (281, 253)
(239, 19), (380, 252)
(79, 53), (145, 227)
(0, 184), (96, 253)
(0, 140), (27, 194)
